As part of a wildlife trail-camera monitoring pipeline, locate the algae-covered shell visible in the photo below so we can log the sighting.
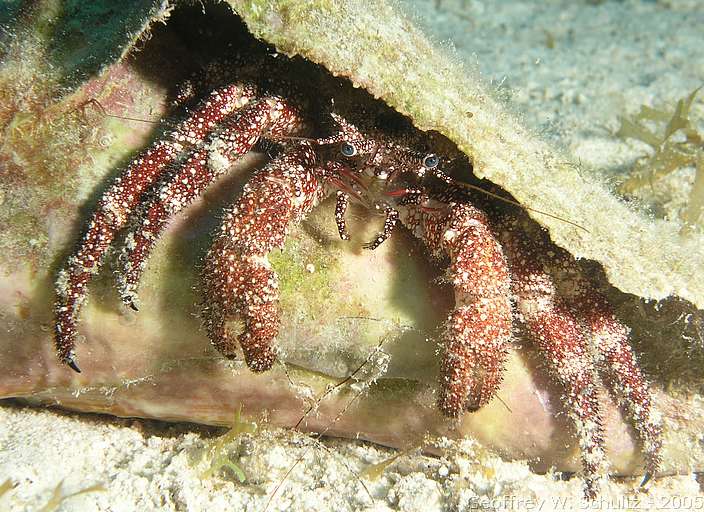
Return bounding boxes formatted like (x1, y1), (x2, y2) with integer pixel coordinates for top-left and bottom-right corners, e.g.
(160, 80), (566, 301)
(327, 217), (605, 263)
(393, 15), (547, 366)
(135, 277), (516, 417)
(1, 0), (703, 481)
(229, 0), (704, 308)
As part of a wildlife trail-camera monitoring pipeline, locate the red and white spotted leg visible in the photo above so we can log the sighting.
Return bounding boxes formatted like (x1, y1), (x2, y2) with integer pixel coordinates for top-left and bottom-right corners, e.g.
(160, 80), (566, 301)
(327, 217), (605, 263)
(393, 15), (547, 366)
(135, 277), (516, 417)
(117, 97), (303, 310)
(560, 265), (663, 480)
(498, 217), (606, 498)
(54, 83), (257, 371)
(335, 191), (351, 241)
(200, 143), (326, 371)
(402, 203), (513, 415)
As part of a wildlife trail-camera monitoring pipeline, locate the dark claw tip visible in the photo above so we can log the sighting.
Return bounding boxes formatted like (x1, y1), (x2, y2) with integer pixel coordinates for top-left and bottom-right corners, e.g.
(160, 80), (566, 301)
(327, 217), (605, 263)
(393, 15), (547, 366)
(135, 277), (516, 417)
(66, 357), (82, 373)
(640, 472), (652, 487)
(122, 295), (139, 311)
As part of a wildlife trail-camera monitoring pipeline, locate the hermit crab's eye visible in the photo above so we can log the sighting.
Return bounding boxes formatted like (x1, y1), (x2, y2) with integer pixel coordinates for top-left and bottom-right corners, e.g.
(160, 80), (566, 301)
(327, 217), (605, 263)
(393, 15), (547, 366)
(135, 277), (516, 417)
(423, 154), (439, 169)
(340, 142), (357, 157)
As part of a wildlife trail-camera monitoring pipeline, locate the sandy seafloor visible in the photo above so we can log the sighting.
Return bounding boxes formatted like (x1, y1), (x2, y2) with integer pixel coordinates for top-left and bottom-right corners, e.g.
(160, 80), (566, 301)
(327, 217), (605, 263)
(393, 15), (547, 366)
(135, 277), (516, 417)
(1, 0), (703, 510)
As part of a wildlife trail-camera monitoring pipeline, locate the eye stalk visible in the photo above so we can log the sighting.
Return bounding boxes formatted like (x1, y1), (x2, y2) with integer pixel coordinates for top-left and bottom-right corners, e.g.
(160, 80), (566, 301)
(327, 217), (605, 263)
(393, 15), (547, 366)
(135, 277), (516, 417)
(340, 141), (358, 157)
(422, 154), (439, 169)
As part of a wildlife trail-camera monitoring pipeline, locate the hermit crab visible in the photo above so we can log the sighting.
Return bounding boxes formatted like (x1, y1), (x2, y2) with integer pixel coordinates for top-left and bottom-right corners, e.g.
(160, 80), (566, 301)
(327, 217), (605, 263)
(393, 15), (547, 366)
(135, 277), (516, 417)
(53, 49), (661, 498)
(304, 118), (663, 498)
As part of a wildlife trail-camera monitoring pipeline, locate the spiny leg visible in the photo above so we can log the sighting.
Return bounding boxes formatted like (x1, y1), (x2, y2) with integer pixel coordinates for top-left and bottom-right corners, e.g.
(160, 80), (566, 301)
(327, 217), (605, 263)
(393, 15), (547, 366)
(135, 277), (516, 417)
(201, 143), (325, 371)
(329, 169), (371, 242)
(556, 257), (662, 480)
(335, 191), (351, 241)
(498, 216), (606, 498)
(362, 207), (399, 250)
(117, 97), (304, 310)
(403, 203), (513, 415)
(357, 187), (424, 250)
(54, 82), (257, 371)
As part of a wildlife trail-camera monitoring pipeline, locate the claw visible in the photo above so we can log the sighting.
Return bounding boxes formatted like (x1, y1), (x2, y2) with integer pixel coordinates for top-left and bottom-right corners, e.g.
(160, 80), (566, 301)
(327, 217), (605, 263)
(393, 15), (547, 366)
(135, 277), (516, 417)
(640, 472), (652, 487)
(120, 290), (140, 311)
(65, 354), (82, 373)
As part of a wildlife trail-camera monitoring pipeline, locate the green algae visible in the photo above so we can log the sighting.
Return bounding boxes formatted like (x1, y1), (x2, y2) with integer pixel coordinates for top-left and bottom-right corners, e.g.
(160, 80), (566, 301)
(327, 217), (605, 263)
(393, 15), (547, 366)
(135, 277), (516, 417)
(47, 0), (161, 87)
(617, 87), (704, 231)
(0, 478), (15, 501)
(37, 481), (106, 512)
(0, 0), (173, 274)
(0, 0), (165, 89)
(200, 406), (257, 483)
(0, 17), (166, 273)
(360, 447), (414, 480)
(269, 236), (338, 323)
(0, 477), (106, 512)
